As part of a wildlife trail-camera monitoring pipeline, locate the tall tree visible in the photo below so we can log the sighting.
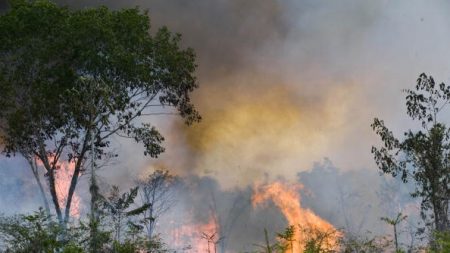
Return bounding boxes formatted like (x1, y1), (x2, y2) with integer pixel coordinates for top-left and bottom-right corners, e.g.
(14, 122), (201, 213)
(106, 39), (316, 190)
(0, 0), (200, 226)
(371, 73), (450, 234)
(136, 169), (177, 239)
(102, 186), (149, 244)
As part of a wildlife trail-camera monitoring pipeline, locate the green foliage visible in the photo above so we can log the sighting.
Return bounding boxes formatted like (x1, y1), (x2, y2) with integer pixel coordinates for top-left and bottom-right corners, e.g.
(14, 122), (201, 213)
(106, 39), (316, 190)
(276, 225), (295, 252)
(300, 226), (339, 253)
(83, 218), (112, 252)
(429, 231), (450, 253)
(0, 185), (167, 253)
(371, 73), (450, 233)
(380, 213), (407, 227)
(380, 213), (407, 252)
(112, 240), (138, 253)
(101, 186), (149, 247)
(62, 244), (85, 253)
(255, 226), (341, 253)
(0, 208), (83, 253)
(340, 233), (391, 253)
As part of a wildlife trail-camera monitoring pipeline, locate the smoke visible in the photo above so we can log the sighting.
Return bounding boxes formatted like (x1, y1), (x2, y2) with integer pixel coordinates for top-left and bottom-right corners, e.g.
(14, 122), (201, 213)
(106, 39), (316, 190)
(149, 161), (419, 251)
(0, 158), (42, 215)
(297, 159), (421, 235)
(121, 0), (450, 188)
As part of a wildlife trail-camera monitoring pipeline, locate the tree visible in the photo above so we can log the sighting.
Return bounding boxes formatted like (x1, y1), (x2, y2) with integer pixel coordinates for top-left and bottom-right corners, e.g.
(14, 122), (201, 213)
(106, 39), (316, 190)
(102, 186), (149, 244)
(380, 212), (407, 252)
(0, 0), (200, 226)
(136, 169), (177, 239)
(340, 233), (389, 253)
(276, 225), (295, 253)
(0, 208), (83, 253)
(371, 73), (450, 235)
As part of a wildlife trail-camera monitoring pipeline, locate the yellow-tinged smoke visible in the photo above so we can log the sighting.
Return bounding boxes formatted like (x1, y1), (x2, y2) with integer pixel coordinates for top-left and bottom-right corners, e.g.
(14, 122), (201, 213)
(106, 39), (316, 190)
(172, 78), (360, 189)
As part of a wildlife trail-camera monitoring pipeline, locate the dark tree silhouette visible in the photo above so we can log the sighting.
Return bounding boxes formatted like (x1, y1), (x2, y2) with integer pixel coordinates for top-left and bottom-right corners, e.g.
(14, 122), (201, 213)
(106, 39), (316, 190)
(0, 0), (200, 226)
(372, 73), (450, 235)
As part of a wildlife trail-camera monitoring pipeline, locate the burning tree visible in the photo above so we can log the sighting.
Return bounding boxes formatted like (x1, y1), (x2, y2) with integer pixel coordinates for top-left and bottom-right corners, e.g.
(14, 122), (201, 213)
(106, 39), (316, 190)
(372, 74), (450, 242)
(0, 0), (200, 227)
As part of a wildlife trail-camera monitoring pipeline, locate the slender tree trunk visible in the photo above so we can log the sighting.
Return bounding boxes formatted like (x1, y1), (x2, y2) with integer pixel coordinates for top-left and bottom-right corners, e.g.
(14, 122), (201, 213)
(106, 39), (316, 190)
(63, 165), (82, 223)
(115, 214), (122, 243)
(148, 190), (156, 238)
(89, 127), (101, 253)
(264, 228), (272, 253)
(394, 225), (398, 252)
(26, 157), (51, 215)
(47, 169), (63, 224)
(64, 133), (90, 224)
(432, 198), (448, 232)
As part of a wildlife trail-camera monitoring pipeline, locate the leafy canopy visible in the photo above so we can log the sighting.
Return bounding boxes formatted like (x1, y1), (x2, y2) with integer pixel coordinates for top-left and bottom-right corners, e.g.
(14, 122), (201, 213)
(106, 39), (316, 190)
(372, 73), (450, 232)
(0, 0), (200, 158)
(0, 0), (200, 224)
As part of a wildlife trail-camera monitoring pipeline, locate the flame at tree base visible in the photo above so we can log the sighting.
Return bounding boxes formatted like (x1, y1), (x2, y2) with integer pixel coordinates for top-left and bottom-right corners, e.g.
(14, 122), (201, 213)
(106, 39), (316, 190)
(253, 181), (341, 252)
(37, 157), (81, 218)
(170, 212), (220, 252)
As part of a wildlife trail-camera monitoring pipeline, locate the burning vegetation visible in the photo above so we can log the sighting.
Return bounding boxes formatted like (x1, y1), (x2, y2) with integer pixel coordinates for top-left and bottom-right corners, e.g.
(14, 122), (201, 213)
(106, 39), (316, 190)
(252, 182), (341, 252)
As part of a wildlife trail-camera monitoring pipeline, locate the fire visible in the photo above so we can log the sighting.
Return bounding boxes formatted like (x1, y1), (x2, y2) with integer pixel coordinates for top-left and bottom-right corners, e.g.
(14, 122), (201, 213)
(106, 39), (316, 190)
(37, 157), (81, 218)
(54, 160), (81, 218)
(252, 181), (340, 252)
(171, 213), (220, 252)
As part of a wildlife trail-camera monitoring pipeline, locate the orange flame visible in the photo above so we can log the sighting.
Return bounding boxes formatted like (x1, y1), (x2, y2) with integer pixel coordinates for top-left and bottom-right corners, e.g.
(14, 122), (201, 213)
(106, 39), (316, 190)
(171, 213), (220, 252)
(37, 157), (81, 218)
(252, 181), (340, 252)
(54, 160), (81, 218)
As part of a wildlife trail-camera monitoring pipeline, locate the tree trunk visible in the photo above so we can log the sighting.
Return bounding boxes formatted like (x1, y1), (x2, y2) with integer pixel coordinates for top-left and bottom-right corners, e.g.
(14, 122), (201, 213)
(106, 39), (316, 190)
(432, 197), (449, 232)
(394, 225), (398, 252)
(64, 133), (90, 224)
(89, 128), (101, 253)
(264, 228), (272, 253)
(26, 157), (50, 215)
(63, 165), (82, 224)
(47, 168), (63, 224)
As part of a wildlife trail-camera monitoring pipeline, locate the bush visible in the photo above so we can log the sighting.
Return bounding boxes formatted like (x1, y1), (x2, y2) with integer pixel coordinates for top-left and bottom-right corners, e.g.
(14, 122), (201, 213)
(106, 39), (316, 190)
(0, 208), (63, 253)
